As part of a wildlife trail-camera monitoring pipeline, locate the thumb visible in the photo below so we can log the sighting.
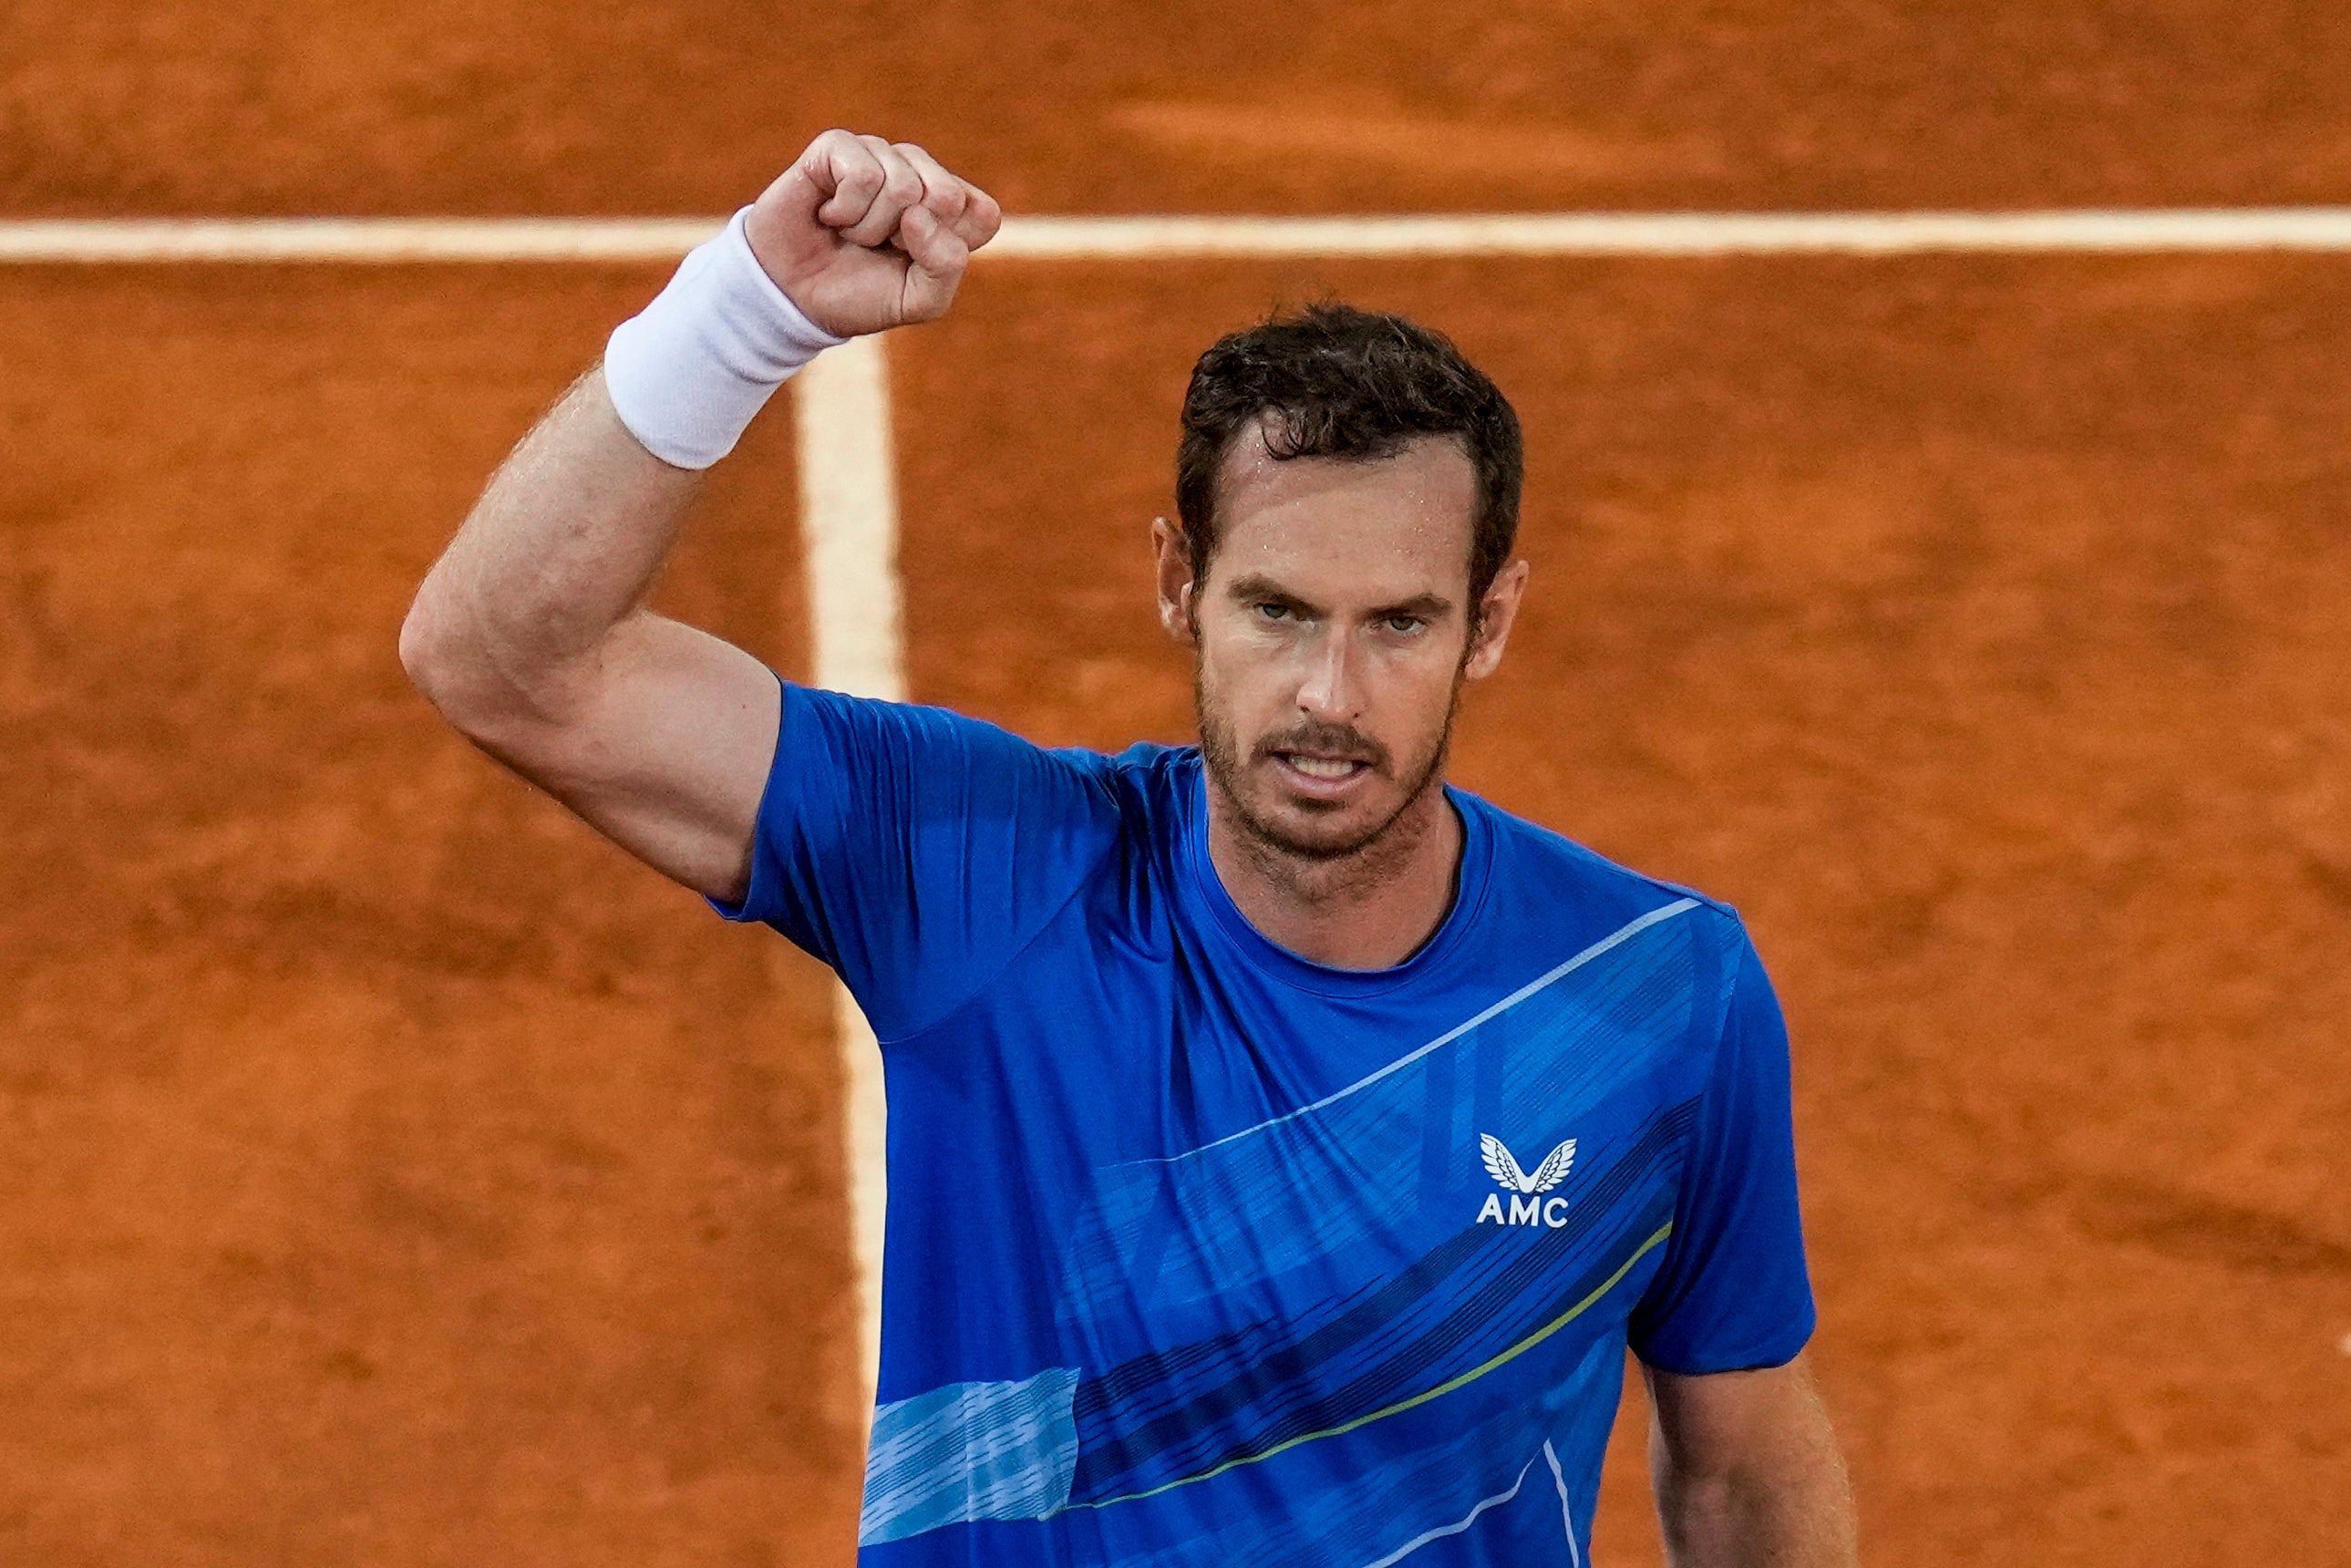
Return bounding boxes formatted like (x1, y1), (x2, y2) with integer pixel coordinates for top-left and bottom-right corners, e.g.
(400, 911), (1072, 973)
(741, 157), (837, 296)
(895, 204), (973, 323)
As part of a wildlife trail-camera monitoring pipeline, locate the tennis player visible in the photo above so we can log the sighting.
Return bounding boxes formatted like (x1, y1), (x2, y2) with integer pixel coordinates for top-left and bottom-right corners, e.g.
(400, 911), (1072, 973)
(403, 129), (1858, 1567)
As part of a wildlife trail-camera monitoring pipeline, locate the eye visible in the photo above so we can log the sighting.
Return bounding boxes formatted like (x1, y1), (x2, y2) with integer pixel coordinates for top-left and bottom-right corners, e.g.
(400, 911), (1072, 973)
(1254, 601), (1292, 622)
(1383, 614), (1425, 635)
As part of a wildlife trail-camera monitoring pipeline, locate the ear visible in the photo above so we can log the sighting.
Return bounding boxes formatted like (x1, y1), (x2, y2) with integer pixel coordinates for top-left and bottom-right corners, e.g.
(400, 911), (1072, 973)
(1150, 517), (1198, 646)
(1461, 557), (1531, 681)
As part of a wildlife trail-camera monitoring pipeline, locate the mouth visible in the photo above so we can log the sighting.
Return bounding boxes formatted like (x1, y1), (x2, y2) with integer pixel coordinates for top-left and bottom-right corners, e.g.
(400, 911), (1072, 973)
(1267, 749), (1377, 799)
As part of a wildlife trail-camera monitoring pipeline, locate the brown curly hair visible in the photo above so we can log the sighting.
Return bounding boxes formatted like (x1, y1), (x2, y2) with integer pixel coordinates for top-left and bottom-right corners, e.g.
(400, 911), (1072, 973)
(1174, 303), (1524, 606)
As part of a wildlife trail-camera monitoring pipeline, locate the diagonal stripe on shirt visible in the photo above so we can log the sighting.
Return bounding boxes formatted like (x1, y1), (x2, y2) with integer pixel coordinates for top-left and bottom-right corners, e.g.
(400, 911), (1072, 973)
(1170, 896), (1703, 1162)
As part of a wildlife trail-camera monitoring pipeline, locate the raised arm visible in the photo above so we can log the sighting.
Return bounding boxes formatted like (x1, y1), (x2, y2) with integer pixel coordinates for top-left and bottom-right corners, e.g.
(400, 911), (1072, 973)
(398, 131), (1000, 904)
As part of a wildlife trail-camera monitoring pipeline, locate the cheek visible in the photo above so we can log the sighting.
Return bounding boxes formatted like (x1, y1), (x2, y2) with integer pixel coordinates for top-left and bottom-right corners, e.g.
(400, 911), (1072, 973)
(1356, 651), (1464, 760)
(1198, 634), (1287, 722)
(1373, 645), (1464, 716)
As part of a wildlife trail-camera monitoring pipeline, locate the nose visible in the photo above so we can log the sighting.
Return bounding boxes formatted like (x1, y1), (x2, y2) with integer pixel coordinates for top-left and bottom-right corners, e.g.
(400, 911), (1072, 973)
(1294, 626), (1363, 723)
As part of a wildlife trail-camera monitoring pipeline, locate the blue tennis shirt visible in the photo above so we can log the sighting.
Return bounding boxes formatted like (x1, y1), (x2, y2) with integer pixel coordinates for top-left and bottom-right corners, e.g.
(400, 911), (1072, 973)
(717, 680), (1815, 1567)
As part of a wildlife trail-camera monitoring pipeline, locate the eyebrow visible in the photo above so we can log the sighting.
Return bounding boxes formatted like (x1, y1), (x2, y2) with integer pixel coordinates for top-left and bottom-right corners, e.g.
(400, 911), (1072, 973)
(1222, 573), (1457, 621)
(1222, 573), (1309, 608)
(1371, 592), (1455, 621)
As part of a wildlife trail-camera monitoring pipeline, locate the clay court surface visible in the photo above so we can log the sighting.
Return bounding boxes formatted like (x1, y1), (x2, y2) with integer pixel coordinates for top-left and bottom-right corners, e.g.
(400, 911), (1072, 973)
(5, 5), (2351, 1565)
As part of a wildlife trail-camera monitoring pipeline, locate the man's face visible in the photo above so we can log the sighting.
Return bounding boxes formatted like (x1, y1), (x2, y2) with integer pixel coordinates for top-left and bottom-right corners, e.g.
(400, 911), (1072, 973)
(1154, 425), (1528, 863)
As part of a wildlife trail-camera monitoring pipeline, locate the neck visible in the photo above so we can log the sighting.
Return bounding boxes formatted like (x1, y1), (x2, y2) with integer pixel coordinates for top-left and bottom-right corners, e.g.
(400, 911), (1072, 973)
(1204, 776), (1465, 970)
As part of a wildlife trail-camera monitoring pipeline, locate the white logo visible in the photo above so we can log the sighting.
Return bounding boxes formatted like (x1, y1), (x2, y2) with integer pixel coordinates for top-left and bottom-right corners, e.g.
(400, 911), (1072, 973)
(1475, 1134), (1576, 1229)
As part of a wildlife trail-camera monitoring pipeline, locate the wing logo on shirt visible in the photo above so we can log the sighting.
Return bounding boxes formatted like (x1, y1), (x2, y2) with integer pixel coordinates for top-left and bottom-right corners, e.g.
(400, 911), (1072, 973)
(1481, 1133), (1575, 1194)
(1476, 1134), (1577, 1229)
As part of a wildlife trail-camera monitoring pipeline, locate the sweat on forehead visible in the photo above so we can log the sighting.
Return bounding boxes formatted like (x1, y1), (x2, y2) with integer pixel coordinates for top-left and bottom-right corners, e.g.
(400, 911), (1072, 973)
(1205, 432), (1481, 589)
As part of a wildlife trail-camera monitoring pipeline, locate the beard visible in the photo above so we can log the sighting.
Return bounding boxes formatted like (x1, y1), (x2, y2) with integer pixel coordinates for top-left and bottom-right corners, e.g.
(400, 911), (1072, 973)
(1195, 671), (1460, 869)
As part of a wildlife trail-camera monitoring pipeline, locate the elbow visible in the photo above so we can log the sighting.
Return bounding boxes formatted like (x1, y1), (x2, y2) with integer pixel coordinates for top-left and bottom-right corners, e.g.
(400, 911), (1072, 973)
(397, 582), (587, 749)
(398, 584), (464, 716)
(398, 582), (515, 738)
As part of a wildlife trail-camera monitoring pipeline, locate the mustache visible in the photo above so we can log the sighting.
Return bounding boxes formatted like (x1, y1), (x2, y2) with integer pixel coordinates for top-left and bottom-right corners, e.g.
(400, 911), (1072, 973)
(1251, 722), (1390, 773)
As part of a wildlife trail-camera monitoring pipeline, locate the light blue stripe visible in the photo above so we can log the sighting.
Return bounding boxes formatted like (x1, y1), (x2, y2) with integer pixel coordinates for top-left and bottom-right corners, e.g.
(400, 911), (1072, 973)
(1357, 1455), (1538, 1568)
(859, 1367), (1081, 1545)
(1543, 1439), (1583, 1568)
(1177, 897), (1702, 1161)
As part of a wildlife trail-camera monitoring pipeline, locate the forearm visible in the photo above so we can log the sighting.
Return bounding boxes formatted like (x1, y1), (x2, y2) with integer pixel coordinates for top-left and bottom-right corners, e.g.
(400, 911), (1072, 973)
(405, 133), (995, 738)
(1646, 1358), (1858, 1568)
(388, 132), (994, 903)
(402, 367), (699, 727)
(1654, 1448), (1856, 1568)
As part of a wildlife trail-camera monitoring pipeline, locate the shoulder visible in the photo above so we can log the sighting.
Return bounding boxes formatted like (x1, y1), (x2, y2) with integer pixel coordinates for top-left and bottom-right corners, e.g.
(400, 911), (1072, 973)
(774, 686), (1145, 867)
(1459, 789), (1751, 958)
(1090, 738), (1201, 818)
(789, 683), (1123, 789)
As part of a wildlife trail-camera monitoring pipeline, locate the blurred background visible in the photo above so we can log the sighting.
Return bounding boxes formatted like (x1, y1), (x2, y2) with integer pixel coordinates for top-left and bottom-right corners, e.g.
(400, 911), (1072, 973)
(4, 3), (2349, 1563)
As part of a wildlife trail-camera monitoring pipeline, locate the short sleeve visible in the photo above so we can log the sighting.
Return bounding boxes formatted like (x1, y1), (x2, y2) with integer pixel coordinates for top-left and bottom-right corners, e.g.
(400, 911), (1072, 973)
(711, 676), (1121, 1042)
(1626, 927), (1817, 1374)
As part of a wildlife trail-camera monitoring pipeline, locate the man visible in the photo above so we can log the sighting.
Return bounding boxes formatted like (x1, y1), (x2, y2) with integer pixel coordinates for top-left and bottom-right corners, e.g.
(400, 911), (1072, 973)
(402, 129), (1858, 1567)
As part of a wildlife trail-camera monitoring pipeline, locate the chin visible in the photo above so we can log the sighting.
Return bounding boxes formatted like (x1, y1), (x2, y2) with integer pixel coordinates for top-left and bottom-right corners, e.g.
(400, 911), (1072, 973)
(1237, 782), (1399, 861)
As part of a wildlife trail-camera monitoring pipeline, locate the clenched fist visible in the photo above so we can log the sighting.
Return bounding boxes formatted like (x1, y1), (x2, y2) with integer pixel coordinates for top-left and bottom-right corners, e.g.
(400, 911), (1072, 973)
(743, 130), (1003, 339)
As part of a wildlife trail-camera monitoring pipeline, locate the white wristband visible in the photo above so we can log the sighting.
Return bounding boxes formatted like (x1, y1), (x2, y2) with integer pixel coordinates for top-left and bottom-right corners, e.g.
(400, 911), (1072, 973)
(603, 207), (848, 469)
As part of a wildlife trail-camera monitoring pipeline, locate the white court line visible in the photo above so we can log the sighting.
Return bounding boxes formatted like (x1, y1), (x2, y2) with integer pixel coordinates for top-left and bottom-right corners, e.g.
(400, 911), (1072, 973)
(0, 217), (725, 263)
(791, 337), (902, 1424)
(992, 208), (2351, 258)
(796, 339), (904, 704)
(11, 208), (2351, 263)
